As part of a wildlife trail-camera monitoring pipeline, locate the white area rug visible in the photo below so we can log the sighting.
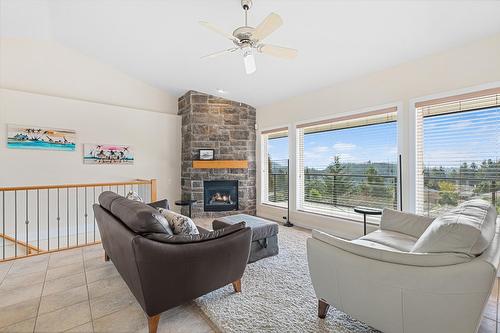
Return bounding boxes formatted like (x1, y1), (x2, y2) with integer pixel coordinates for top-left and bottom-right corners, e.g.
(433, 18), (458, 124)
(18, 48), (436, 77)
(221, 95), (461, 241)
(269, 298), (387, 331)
(195, 225), (379, 333)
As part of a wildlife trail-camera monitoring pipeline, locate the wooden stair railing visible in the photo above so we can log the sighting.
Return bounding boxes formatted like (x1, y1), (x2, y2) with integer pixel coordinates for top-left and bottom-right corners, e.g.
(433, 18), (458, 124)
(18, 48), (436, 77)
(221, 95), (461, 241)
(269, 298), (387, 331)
(0, 233), (45, 255)
(0, 179), (157, 262)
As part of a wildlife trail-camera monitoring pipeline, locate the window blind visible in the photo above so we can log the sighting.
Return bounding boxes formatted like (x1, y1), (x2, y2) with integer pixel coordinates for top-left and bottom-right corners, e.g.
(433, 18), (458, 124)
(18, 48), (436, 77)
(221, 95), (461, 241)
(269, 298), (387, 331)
(261, 129), (289, 207)
(415, 90), (500, 216)
(296, 108), (398, 221)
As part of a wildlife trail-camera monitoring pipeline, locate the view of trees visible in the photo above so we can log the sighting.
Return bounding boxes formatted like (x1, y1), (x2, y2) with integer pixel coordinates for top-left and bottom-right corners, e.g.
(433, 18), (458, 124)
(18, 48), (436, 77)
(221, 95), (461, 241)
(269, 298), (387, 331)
(267, 157), (288, 202)
(303, 156), (397, 209)
(268, 156), (499, 215)
(268, 155), (398, 209)
(423, 159), (500, 215)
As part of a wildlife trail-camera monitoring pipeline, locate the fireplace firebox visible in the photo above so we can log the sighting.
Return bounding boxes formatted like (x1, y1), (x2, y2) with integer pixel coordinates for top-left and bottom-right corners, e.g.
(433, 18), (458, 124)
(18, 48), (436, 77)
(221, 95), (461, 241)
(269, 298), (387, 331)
(203, 180), (239, 212)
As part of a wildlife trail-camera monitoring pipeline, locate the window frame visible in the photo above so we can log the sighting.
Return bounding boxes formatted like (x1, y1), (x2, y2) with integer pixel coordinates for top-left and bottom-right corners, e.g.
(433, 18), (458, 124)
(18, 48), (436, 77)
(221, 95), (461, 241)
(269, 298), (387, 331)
(259, 126), (290, 209)
(294, 104), (402, 222)
(409, 83), (500, 214)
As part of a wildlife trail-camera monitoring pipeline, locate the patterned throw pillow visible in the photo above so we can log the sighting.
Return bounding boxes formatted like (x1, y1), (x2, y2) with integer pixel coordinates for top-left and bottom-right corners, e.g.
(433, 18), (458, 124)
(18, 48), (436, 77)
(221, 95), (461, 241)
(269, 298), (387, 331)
(158, 208), (199, 235)
(126, 191), (144, 202)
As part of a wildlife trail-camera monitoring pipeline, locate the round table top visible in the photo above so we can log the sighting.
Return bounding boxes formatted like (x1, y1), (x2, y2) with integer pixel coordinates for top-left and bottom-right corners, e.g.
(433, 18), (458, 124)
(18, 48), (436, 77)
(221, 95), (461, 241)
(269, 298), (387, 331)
(354, 206), (383, 215)
(174, 199), (197, 206)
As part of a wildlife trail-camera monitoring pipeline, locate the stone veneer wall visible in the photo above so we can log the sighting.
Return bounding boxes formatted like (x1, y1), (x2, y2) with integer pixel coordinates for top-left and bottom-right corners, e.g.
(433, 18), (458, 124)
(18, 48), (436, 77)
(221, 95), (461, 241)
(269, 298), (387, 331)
(178, 91), (256, 218)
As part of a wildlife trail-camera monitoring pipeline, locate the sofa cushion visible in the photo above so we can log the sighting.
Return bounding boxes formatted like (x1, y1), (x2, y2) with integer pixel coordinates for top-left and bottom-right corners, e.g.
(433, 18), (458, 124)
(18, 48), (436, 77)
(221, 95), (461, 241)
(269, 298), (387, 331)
(145, 222), (246, 244)
(358, 230), (418, 252)
(98, 191), (122, 211)
(313, 230), (472, 267)
(380, 208), (435, 238)
(352, 239), (405, 252)
(158, 209), (199, 235)
(109, 196), (173, 235)
(412, 199), (497, 256)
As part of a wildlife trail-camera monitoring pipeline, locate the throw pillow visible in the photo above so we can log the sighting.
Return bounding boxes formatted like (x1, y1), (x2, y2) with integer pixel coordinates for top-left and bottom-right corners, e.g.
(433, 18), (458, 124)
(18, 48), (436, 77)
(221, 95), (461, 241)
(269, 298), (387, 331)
(158, 208), (199, 235)
(126, 191), (144, 202)
(145, 222), (246, 244)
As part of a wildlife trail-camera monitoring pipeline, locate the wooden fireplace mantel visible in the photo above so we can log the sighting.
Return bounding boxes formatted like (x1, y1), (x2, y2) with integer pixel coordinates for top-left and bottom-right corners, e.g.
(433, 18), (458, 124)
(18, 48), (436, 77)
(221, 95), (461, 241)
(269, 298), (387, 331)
(192, 160), (248, 169)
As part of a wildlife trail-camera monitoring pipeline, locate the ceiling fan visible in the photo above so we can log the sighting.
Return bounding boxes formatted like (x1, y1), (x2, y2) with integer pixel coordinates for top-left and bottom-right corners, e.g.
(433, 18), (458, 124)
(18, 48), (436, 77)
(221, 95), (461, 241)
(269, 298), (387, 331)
(200, 0), (298, 74)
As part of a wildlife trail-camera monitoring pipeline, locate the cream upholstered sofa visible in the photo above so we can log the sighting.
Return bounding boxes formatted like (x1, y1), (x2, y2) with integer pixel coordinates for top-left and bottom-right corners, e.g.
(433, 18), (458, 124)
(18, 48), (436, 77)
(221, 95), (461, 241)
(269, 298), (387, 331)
(307, 199), (499, 333)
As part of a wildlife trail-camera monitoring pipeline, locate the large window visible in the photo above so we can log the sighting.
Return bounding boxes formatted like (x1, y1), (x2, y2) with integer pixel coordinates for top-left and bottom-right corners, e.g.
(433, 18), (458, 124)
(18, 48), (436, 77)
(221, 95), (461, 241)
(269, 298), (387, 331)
(297, 108), (398, 220)
(416, 91), (500, 216)
(261, 128), (288, 207)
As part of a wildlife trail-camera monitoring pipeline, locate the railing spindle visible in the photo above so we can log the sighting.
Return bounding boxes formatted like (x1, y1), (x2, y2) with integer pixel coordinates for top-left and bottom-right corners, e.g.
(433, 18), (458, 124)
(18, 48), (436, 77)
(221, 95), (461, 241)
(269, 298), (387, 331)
(25, 191), (29, 255)
(37, 190), (39, 251)
(76, 188), (79, 246)
(2, 192), (5, 260)
(84, 187), (88, 244)
(66, 188), (70, 248)
(93, 186), (96, 242)
(14, 191), (17, 257)
(47, 189), (50, 251)
(57, 188), (60, 250)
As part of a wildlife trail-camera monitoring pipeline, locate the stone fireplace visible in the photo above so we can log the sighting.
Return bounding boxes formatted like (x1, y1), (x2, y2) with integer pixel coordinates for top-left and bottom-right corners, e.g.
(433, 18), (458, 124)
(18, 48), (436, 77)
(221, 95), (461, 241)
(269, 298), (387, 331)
(178, 91), (256, 218)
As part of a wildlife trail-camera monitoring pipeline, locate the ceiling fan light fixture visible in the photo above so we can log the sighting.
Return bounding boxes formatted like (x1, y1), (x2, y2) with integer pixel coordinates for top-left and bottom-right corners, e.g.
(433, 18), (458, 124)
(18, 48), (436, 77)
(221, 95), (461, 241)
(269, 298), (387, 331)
(200, 0), (297, 73)
(243, 48), (256, 74)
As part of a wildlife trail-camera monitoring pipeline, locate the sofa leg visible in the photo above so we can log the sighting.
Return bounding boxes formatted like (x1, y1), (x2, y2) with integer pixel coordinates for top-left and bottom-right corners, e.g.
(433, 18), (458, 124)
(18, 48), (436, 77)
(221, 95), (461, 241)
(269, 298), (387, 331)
(104, 252), (110, 262)
(232, 279), (242, 293)
(147, 314), (160, 333)
(318, 299), (330, 319)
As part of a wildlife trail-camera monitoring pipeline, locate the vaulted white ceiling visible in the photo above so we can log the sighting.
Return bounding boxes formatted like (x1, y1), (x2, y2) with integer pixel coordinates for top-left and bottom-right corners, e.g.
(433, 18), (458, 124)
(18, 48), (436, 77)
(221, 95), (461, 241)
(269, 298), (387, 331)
(2, 0), (500, 107)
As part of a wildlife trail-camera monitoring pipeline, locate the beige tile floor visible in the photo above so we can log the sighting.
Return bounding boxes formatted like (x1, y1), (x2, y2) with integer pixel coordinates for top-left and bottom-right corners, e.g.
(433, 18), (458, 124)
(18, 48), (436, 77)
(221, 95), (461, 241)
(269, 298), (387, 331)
(0, 245), (217, 333)
(0, 229), (498, 333)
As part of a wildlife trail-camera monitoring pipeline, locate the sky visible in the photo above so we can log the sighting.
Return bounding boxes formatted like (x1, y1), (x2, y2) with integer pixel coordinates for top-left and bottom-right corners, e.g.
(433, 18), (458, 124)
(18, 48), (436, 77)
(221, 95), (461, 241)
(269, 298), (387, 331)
(267, 106), (499, 170)
(423, 107), (499, 168)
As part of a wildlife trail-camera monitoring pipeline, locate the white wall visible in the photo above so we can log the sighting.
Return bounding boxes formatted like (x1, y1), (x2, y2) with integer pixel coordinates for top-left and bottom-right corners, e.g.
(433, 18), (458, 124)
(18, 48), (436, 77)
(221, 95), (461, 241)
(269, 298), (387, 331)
(0, 38), (178, 114)
(256, 33), (500, 238)
(0, 88), (180, 200)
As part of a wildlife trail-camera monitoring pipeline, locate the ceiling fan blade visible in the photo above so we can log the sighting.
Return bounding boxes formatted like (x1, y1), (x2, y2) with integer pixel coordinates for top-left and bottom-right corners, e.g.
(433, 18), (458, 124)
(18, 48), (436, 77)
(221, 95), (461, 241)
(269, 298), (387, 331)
(258, 44), (298, 59)
(253, 13), (283, 41)
(201, 48), (238, 59)
(199, 21), (236, 41)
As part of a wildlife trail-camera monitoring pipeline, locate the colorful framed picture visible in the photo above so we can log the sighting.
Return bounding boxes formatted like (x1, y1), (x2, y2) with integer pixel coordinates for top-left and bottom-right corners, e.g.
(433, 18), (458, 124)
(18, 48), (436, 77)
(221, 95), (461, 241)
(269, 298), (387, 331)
(7, 124), (76, 151)
(199, 149), (214, 160)
(83, 144), (134, 165)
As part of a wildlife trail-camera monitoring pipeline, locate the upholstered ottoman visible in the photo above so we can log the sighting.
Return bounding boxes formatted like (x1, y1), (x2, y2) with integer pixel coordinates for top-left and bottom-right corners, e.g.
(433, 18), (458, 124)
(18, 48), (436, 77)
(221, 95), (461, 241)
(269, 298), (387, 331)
(213, 214), (279, 263)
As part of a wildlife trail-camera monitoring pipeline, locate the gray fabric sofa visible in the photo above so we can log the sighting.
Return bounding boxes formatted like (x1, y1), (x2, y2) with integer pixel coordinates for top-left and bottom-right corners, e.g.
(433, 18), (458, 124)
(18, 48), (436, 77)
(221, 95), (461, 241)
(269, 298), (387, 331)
(93, 192), (252, 333)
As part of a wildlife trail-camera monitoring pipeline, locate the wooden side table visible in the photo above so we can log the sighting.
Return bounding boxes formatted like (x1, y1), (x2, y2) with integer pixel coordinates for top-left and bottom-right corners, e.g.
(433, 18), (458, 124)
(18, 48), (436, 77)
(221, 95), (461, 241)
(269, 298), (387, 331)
(174, 200), (197, 218)
(354, 206), (382, 235)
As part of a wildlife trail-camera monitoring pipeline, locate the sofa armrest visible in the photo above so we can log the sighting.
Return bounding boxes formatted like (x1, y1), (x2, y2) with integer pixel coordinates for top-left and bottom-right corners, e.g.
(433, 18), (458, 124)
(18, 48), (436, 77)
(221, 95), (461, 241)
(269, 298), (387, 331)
(131, 227), (252, 316)
(380, 208), (434, 238)
(312, 229), (471, 267)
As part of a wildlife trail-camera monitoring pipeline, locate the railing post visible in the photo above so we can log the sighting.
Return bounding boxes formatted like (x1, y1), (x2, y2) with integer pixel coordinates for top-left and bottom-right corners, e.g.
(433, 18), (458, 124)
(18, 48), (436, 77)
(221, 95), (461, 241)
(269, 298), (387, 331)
(394, 177), (398, 209)
(273, 174), (277, 202)
(492, 180), (496, 206)
(332, 175), (337, 207)
(150, 179), (158, 202)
